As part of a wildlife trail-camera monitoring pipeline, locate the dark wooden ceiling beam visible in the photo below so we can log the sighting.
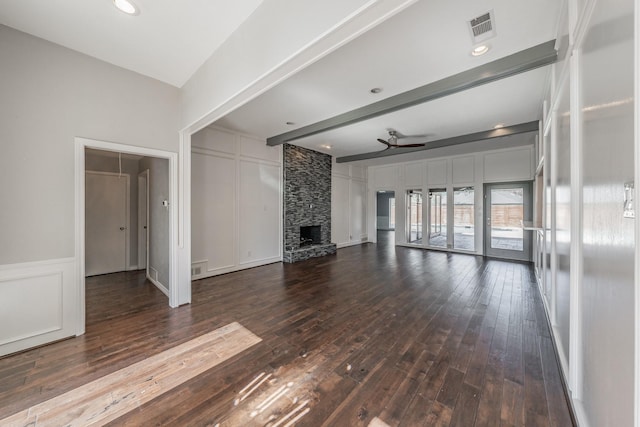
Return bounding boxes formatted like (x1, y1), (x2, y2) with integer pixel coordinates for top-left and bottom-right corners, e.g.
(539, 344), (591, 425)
(335, 121), (539, 163)
(266, 40), (556, 146)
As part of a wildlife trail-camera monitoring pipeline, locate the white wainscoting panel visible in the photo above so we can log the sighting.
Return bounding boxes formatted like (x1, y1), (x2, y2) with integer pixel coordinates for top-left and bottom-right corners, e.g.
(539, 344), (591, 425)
(191, 151), (236, 272)
(331, 174), (351, 246)
(483, 148), (533, 182)
(452, 156), (475, 184)
(191, 126), (283, 278)
(238, 160), (281, 265)
(427, 159), (447, 186)
(0, 258), (77, 357)
(404, 162), (424, 187)
(372, 166), (398, 188)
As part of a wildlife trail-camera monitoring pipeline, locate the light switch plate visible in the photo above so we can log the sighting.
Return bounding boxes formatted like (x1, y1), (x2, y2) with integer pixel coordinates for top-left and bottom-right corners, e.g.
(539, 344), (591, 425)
(623, 182), (634, 218)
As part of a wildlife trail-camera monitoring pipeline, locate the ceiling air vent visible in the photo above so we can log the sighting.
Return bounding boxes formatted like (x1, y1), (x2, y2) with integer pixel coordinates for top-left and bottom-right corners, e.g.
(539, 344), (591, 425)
(468, 10), (496, 43)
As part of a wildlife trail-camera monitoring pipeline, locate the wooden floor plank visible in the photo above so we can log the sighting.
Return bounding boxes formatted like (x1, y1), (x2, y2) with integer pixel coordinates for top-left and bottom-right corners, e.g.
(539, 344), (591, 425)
(0, 231), (574, 426)
(0, 323), (260, 426)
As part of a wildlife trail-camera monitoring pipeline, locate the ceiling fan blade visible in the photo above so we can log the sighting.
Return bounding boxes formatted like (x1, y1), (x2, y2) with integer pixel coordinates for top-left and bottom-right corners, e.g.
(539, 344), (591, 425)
(396, 143), (426, 148)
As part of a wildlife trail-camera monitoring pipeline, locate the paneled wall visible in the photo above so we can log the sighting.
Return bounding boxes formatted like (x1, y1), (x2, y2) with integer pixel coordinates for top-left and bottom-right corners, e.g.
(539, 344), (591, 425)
(191, 126), (282, 279)
(332, 160), (367, 247)
(367, 144), (535, 251)
(538, 0), (636, 425)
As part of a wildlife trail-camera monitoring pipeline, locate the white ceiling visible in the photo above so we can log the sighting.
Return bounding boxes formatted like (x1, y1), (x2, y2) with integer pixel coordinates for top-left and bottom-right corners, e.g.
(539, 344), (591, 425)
(214, 0), (561, 161)
(0, 0), (263, 87)
(0, 0), (561, 161)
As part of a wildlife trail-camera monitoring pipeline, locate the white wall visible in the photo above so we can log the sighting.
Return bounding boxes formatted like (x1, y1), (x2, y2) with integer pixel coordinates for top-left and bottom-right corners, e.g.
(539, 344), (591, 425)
(191, 126), (281, 278)
(0, 24), (179, 356)
(139, 157), (170, 294)
(366, 143), (535, 252)
(537, 0), (636, 426)
(332, 160), (367, 247)
(0, 24), (180, 265)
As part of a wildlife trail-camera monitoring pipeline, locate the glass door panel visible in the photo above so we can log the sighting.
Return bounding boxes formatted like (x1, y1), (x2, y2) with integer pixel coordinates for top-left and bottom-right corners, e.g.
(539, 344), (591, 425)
(484, 182), (532, 261)
(406, 190), (422, 244)
(389, 197), (396, 229)
(453, 187), (474, 250)
(428, 189), (447, 248)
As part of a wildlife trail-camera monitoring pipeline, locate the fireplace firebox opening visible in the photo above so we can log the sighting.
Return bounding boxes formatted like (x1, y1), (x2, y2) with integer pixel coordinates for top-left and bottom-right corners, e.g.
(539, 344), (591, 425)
(300, 225), (321, 247)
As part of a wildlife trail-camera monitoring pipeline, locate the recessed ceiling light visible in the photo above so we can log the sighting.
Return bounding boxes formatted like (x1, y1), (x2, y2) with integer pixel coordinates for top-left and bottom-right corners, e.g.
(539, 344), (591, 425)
(494, 123), (505, 129)
(370, 87), (382, 94)
(286, 121), (295, 125)
(320, 144), (332, 150)
(471, 44), (490, 56)
(113, 0), (139, 15)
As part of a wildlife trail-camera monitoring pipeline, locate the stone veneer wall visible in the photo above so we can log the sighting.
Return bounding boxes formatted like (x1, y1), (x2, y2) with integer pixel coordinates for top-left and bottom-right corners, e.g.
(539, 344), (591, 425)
(283, 144), (336, 262)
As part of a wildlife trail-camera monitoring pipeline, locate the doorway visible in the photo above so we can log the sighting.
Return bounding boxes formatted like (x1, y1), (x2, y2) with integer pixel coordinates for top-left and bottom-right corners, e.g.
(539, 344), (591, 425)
(76, 137), (180, 337)
(484, 182), (533, 261)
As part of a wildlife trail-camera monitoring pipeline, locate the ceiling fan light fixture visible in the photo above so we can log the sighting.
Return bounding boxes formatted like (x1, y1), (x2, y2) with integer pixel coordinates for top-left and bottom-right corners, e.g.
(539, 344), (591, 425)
(471, 44), (490, 56)
(113, 0), (139, 15)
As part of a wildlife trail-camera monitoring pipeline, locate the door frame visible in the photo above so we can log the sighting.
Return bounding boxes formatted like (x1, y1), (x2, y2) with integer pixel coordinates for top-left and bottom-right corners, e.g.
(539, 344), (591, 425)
(425, 187), (448, 250)
(85, 170), (130, 276)
(483, 181), (533, 261)
(405, 189), (423, 244)
(137, 169), (149, 274)
(75, 137), (179, 336)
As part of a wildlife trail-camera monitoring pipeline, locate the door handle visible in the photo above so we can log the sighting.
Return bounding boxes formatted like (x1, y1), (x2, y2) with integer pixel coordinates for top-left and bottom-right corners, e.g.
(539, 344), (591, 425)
(120, 227), (126, 231)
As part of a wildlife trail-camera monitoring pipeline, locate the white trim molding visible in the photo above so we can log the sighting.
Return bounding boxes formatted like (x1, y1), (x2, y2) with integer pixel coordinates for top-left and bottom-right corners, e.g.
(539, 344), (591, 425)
(75, 137), (181, 336)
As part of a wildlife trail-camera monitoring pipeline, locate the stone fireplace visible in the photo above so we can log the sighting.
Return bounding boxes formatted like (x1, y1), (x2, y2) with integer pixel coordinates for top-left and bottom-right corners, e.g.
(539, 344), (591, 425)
(283, 144), (337, 263)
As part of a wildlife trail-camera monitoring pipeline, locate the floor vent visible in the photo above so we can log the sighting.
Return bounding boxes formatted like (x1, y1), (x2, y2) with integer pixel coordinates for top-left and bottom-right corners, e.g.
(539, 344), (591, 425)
(468, 10), (496, 43)
(191, 261), (207, 278)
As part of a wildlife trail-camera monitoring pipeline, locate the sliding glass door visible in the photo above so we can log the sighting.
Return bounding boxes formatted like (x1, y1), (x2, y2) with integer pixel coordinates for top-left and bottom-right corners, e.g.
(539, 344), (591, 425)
(406, 190), (422, 244)
(484, 182), (532, 261)
(428, 188), (447, 248)
(453, 187), (474, 251)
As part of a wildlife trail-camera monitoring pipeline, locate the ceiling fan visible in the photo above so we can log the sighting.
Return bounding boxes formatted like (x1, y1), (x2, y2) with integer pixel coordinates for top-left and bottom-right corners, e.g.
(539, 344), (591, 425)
(377, 129), (427, 150)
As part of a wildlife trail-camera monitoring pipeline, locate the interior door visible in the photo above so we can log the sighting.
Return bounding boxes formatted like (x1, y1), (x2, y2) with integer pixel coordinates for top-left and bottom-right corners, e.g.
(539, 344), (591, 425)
(85, 172), (128, 276)
(138, 171), (148, 271)
(484, 182), (532, 261)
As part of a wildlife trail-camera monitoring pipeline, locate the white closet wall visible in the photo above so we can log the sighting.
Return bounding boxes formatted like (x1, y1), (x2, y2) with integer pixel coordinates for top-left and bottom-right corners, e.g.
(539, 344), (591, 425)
(191, 127), (282, 279)
(331, 160), (368, 247)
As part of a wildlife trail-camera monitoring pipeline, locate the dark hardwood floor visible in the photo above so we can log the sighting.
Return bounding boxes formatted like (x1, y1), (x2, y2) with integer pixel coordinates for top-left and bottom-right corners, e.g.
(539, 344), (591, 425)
(0, 231), (573, 426)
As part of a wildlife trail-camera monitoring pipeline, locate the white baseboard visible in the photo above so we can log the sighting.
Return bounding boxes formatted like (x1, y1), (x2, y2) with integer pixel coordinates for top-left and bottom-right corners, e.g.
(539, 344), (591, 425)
(193, 257), (281, 280)
(146, 274), (169, 297)
(573, 399), (590, 427)
(336, 240), (368, 249)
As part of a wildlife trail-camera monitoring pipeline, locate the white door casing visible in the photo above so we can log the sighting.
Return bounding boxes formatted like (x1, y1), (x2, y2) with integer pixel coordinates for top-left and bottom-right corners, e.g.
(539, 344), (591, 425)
(75, 137), (180, 338)
(138, 170), (149, 273)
